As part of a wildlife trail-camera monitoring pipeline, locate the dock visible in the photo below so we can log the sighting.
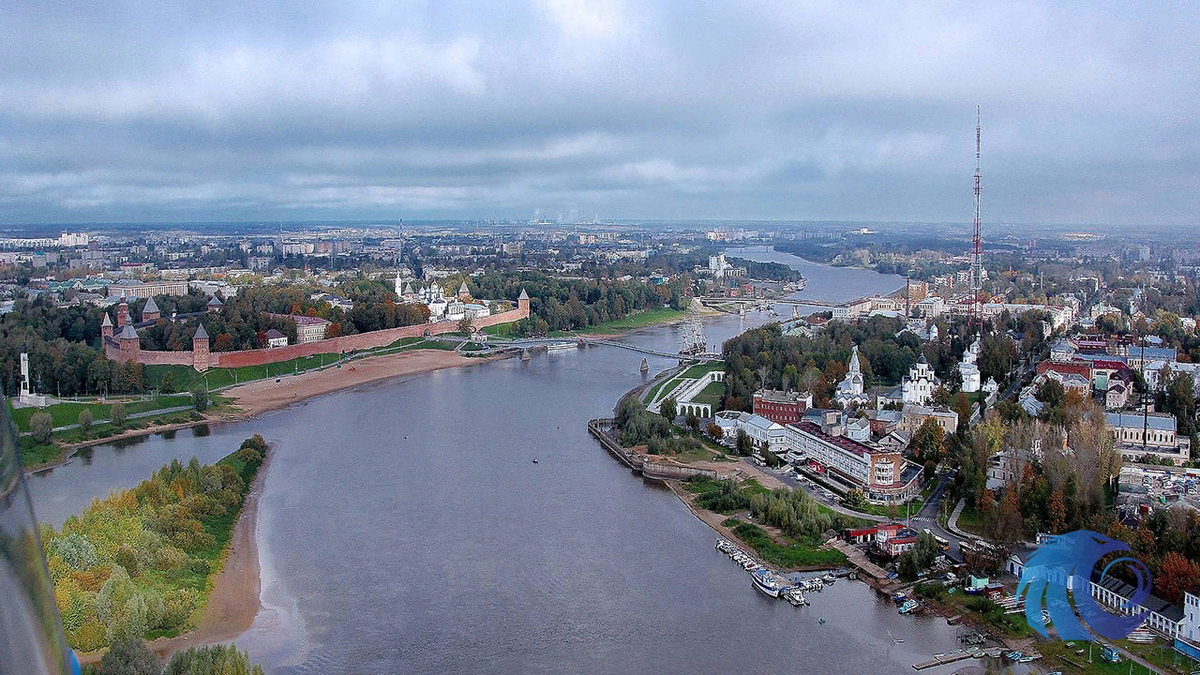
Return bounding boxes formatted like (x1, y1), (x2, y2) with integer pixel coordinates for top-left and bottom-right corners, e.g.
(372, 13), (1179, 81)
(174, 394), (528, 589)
(829, 539), (889, 579)
(912, 652), (972, 670)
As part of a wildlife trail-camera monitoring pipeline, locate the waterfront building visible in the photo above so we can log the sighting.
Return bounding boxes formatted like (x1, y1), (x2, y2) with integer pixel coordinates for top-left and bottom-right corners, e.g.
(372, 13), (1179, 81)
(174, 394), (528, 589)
(752, 388), (812, 425)
(782, 421), (922, 502)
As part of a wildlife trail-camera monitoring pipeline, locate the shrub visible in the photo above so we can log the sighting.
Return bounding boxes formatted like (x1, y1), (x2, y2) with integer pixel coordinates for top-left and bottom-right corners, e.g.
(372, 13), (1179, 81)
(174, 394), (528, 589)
(109, 402), (126, 428)
(31, 411), (53, 443)
(78, 409), (94, 433)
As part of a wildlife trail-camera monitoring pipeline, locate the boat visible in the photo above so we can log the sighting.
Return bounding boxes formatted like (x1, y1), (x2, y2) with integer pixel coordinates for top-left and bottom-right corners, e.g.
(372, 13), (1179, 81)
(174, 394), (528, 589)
(898, 599), (920, 614)
(640, 357), (650, 373)
(892, 592), (907, 604)
(818, 617), (826, 624)
(546, 342), (577, 352)
(784, 589), (808, 606)
(532, 458), (539, 464)
(751, 569), (789, 598)
(822, 573), (836, 584)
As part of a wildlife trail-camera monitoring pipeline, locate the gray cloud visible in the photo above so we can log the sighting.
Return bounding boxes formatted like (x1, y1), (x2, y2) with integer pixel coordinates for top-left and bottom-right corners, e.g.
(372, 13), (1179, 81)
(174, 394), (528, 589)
(1, 0), (1198, 225)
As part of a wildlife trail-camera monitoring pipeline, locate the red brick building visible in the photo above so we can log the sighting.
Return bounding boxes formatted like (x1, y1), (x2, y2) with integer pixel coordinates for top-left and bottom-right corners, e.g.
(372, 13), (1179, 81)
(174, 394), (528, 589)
(752, 389), (812, 425)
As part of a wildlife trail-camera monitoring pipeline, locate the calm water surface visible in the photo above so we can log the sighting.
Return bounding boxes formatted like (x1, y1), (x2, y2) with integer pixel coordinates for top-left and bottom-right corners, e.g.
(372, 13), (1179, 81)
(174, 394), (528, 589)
(29, 254), (972, 674)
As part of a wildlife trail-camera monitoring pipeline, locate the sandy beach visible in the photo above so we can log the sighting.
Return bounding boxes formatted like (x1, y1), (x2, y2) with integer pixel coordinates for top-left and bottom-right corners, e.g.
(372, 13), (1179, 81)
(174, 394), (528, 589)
(224, 347), (486, 417)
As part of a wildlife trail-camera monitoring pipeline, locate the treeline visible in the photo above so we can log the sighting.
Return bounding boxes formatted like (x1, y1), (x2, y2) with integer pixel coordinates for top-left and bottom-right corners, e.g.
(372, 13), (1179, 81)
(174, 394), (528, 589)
(139, 285), (429, 352)
(468, 271), (690, 335)
(0, 296), (120, 396)
(85, 638), (263, 675)
(721, 318), (1018, 412)
(614, 397), (702, 455)
(43, 436), (267, 651)
(725, 257), (805, 283)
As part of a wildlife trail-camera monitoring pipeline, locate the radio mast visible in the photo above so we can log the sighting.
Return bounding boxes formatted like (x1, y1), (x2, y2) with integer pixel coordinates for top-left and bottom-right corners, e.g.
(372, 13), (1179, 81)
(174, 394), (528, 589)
(970, 105), (983, 330)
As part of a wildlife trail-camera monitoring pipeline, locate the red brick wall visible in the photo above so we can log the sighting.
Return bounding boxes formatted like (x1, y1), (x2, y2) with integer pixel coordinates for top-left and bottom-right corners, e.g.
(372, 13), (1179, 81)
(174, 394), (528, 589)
(118, 307), (529, 371)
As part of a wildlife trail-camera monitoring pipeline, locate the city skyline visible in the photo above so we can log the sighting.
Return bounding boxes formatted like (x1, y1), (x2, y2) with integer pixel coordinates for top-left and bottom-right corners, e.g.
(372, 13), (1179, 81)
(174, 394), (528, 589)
(3, 1), (1198, 226)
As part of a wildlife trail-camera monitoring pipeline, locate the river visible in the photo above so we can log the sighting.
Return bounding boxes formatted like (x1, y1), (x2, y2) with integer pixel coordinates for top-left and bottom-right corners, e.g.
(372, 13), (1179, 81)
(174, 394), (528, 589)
(28, 251), (974, 674)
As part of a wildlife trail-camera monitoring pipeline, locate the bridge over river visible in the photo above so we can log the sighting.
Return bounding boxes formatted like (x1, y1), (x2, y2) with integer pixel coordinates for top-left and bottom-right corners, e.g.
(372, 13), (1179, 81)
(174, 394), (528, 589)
(490, 336), (723, 363)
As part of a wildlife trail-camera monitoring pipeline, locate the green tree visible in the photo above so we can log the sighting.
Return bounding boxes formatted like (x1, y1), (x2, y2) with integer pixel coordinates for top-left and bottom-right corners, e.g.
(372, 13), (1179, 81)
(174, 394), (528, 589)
(912, 531), (940, 570)
(164, 643), (265, 675)
(191, 385), (208, 413)
(660, 396), (677, 421)
(109, 402), (126, 428)
(98, 637), (161, 675)
(686, 411), (700, 432)
(30, 411), (53, 443)
(736, 429), (751, 456)
(78, 408), (94, 433)
(160, 370), (176, 394)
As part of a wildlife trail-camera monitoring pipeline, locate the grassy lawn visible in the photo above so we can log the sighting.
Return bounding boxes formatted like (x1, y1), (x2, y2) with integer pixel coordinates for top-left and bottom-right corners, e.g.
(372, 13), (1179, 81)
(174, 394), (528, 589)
(722, 518), (847, 568)
(8, 395), (193, 432)
(568, 307), (687, 335)
(692, 381), (726, 406)
(680, 362), (725, 379)
(18, 436), (63, 467)
(955, 503), (987, 534)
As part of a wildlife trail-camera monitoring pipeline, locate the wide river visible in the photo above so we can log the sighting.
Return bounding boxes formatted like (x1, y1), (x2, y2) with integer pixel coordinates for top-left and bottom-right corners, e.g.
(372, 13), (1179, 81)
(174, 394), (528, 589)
(27, 250), (978, 674)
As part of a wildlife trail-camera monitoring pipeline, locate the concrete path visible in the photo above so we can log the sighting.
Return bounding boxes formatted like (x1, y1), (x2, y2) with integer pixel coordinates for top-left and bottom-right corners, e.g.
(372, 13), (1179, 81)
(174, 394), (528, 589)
(23, 404), (197, 435)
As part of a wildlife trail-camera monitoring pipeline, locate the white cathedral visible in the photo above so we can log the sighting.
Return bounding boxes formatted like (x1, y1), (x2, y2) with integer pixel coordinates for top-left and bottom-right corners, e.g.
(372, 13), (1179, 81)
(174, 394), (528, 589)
(959, 337), (982, 393)
(835, 346), (872, 409)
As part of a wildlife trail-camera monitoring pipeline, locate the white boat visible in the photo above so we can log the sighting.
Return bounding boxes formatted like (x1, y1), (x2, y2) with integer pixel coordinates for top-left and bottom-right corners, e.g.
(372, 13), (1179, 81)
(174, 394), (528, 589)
(546, 342), (577, 352)
(752, 569), (788, 598)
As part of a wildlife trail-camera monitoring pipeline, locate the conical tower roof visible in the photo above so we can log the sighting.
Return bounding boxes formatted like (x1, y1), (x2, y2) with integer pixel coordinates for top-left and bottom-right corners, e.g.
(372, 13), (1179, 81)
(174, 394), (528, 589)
(518, 288), (529, 300)
(459, 281), (469, 293)
(848, 345), (860, 372)
(193, 323), (209, 340)
(207, 295), (223, 307)
(118, 324), (138, 340)
(143, 296), (159, 313)
(101, 313), (113, 327)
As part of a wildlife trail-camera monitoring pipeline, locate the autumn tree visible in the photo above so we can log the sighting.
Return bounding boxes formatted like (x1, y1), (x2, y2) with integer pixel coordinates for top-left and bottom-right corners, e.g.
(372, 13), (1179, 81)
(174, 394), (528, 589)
(910, 417), (945, 463)
(1156, 552), (1200, 604)
(78, 409), (94, 434)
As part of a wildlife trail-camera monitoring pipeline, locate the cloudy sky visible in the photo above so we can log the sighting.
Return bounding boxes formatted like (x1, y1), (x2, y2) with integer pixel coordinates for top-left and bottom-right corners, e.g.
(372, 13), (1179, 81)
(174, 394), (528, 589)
(2, 1), (1198, 226)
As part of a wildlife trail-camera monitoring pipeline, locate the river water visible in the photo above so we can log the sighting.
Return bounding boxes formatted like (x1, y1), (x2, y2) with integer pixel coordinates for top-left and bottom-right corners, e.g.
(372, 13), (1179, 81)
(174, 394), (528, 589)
(28, 250), (976, 674)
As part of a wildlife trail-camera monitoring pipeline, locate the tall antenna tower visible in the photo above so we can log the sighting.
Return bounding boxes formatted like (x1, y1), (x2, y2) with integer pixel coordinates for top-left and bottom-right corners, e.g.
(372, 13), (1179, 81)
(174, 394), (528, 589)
(970, 105), (983, 329)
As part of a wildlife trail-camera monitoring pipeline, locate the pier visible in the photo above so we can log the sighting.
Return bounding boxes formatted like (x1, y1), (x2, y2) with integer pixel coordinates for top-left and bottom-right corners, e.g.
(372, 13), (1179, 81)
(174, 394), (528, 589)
(494, 337), (723, 363)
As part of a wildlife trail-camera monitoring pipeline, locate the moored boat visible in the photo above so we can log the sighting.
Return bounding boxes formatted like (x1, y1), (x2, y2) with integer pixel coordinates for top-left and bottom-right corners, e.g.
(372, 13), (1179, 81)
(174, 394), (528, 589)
(751, 569), (788, 598)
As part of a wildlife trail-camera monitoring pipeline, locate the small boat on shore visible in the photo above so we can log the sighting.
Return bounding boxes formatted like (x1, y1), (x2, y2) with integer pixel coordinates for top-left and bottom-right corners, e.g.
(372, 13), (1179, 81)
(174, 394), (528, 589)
(898, 599), (920, 614)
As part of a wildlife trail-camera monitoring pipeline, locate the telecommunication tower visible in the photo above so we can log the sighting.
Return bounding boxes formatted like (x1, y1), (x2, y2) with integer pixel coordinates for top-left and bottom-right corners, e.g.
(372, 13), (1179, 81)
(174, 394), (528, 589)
(970, 106), (983, 328)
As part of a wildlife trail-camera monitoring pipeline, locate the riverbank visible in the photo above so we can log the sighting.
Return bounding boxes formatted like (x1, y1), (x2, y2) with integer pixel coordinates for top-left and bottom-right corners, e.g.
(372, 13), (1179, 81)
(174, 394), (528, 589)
(224, 347), (488, 417)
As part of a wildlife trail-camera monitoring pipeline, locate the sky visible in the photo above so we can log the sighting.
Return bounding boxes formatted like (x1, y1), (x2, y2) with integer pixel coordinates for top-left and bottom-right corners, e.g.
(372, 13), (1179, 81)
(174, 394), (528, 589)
(2, 1), (1198, 226)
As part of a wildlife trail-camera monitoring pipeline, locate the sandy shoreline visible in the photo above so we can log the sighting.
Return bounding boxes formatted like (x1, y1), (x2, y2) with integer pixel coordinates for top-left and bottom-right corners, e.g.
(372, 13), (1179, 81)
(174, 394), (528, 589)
(224, 347), (489, 417)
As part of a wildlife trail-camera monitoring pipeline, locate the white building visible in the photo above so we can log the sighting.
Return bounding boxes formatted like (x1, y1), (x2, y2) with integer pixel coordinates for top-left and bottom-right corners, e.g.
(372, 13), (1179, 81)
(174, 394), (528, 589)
(835, 346), (871, 408)
(959, 338), (982, 393)
(902, 355), (940, 406)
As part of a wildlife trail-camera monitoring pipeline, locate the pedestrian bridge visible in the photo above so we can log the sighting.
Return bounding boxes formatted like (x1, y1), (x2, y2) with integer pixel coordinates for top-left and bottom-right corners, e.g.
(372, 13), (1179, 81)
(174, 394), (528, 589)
(491, 336), (722, 363)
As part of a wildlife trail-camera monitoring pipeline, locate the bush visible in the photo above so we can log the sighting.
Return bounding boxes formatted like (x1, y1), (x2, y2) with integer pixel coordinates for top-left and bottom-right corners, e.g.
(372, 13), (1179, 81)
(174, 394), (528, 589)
(109, 402), (127, 428)
(78, 409), (94, 433)
(191, 385), (208, 413)
(165, 644), (264, 675)
(31, 411), (53, 443)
